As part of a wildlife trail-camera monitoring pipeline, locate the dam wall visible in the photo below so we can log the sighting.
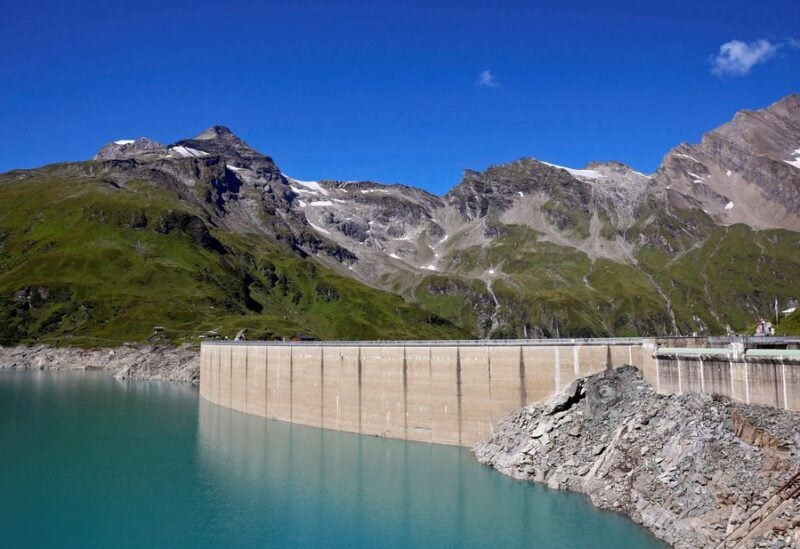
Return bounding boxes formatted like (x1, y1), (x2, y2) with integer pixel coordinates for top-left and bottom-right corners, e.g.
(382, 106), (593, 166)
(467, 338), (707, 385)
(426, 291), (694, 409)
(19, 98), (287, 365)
(200, 339), (642, 447)
(641, 339), (800, 411)
(200, 337), (800, 446)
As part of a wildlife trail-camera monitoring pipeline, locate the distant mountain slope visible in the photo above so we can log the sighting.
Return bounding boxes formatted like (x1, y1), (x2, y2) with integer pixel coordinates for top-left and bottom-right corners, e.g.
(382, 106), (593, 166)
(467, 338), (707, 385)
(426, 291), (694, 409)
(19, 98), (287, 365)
(1, 95), (798, 344)
(0, 160), (467, 346)
(654, 94), (800, 231)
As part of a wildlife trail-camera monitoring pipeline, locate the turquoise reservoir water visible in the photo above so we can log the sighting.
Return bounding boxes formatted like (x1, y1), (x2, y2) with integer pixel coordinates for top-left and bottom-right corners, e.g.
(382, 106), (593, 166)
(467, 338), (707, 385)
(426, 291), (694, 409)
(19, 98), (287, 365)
(0, 371), (664, 548)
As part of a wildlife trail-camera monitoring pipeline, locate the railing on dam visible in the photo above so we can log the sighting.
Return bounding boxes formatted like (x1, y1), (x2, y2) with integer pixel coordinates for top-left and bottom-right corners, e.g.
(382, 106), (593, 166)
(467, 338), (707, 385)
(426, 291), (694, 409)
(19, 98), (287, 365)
(707, 336), (800, 348)
(201, 335), (800, 349)
(202, 337), (645, 347)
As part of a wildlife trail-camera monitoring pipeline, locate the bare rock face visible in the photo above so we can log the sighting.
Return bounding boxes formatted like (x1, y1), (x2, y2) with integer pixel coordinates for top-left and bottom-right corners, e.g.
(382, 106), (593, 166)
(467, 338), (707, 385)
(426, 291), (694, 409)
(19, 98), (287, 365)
(94, 137), (169, 161)
(174, 125), (283, 182)
(654, 95), (800, 231)
(88, 99), (800, 273)
(0, 345), (200, 383)
(89, 127), (356, 267)
(473, 366), (800, 548)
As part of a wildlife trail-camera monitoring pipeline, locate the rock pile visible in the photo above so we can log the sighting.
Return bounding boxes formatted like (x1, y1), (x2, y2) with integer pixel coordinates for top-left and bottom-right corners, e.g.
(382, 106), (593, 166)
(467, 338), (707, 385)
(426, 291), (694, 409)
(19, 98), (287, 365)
(0, 344), (199, 384)
(473, 366), (800, 548)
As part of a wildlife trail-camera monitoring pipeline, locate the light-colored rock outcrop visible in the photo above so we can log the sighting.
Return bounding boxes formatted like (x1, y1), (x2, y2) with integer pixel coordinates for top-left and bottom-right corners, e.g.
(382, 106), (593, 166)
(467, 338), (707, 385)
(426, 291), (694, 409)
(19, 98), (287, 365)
(0, 345), (199, 383)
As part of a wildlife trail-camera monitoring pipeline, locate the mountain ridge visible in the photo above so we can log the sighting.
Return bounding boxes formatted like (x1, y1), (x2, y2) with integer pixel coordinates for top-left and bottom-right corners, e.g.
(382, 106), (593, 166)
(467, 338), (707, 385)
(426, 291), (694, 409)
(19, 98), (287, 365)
(1, 95), (799, 343)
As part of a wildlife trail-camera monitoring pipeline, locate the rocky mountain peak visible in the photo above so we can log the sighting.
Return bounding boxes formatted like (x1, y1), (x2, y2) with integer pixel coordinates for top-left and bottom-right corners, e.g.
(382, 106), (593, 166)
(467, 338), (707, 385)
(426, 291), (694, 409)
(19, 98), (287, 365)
(174, 127), (282, 181)
(654, 93), (800, 231)
(584, 160), (645, 175)
(94, 137), (168, 161)
(193, 125), (239, 141)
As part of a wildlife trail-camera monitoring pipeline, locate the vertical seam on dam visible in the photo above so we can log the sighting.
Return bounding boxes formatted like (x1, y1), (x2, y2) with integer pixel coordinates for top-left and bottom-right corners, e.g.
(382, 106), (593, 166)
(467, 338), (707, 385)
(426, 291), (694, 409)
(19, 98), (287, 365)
(656, 357), (661, 393)
(228, 347), (233, 407)
(244, 348), (249, 413)
(728, 361), (734, 400)
(265, 346), (269, 418)
(744, 361), (750, 404)
(699, 358), (705, 392)
(456, 346), (463, 446)
(573, 346), (580, 376)
(357, 347), (363, 434)
(782, 361), (788, 410)
(289, 347), (294, 422)
(487, 347), (493, 421)
(554, 347), (560, 392)
(320, 347), (325, 428)
(402, 347), (408, 440)
(428, 347), (433, 442)
(339, 351), (344, 427)
(518, 346), (527, 406)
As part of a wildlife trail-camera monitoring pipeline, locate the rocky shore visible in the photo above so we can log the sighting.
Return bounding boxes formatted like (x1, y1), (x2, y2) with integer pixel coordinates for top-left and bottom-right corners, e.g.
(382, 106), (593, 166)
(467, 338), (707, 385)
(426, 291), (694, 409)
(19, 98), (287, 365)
(0, 345), (200, 384)
(474, 366), (800, 548)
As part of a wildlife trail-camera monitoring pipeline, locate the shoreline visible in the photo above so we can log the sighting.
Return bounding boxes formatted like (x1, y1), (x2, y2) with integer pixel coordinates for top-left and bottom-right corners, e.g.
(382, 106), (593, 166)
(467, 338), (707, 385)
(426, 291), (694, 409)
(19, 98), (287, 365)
(0, 345), (200, 384)
(473, 366), (800, 548)
(4, 346), (798, 546)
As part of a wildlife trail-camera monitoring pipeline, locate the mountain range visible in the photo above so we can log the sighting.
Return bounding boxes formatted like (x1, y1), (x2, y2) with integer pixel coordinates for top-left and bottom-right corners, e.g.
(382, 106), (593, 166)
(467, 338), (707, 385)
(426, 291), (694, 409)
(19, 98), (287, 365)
(1, 95), (799, 345)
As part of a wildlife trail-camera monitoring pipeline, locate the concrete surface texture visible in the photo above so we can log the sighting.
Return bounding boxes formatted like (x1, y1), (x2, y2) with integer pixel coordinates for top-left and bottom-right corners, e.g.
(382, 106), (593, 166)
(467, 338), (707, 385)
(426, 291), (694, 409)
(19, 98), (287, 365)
(641, 340), (800, 412)
(200, 341), (640, 446)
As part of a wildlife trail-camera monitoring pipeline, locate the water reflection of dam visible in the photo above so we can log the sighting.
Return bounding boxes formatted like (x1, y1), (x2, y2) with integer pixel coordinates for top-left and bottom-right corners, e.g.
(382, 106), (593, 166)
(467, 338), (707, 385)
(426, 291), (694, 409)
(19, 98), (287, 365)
(196, 399), (483, 545)
(196, 398), (661, 547)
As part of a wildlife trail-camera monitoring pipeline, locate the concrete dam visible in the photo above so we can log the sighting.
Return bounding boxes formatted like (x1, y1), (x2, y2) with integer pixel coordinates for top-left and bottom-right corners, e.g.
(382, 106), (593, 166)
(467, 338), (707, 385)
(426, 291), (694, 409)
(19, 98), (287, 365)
(641, 338), (800, 411)
(200, 337), (800, 447)
(200, 339), (641, 447)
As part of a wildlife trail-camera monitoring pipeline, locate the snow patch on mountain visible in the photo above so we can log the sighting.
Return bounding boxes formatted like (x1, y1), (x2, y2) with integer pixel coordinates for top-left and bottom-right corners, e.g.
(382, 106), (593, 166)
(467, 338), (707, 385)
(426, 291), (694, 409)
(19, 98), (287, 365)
(539, 160), (604, 180)
(171, 146), (209, 158)
(785, 149), (800, 170)
(675, 153), (701, 163)
(687, 172), (705, 183)
(288, 177), (329, 195)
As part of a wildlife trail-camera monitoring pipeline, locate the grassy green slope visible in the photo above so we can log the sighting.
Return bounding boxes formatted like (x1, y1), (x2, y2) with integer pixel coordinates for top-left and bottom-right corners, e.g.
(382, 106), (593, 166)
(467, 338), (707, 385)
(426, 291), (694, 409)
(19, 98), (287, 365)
(638, 225), (800, 334)
(413, 225), (672, 338)
(411, 223), (800, 338)
(0, 171), (468, 346)
(776, 309), (800, 335)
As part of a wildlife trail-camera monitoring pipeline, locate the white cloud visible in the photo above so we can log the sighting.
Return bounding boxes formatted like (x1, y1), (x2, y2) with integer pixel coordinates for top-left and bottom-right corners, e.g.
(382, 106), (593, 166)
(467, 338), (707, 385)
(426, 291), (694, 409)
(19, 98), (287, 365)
(477, 69), (498, 88)
(710, 39), (778, 77)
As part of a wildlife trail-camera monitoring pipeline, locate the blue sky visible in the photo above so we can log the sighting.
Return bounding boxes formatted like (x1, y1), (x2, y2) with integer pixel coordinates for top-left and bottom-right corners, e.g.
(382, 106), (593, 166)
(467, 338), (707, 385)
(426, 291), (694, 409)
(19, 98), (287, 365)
(1, 0), (798, 194)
